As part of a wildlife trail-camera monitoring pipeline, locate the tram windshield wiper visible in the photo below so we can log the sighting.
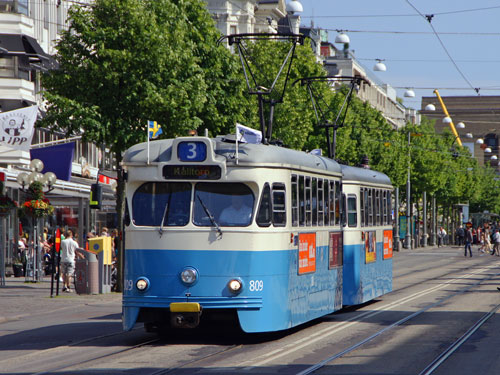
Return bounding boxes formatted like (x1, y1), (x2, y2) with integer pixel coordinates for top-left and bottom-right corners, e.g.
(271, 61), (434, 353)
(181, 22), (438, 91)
(196, 195), (223, 239)
(159, 193), (173, 237)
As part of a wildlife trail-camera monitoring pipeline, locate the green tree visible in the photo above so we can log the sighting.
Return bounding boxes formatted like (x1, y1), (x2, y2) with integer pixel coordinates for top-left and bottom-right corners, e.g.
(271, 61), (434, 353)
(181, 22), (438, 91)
(40, 0), (248, 290)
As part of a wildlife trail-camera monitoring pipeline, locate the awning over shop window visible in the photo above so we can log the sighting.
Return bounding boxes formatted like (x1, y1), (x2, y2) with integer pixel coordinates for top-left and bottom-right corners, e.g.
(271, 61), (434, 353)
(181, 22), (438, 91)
(0, 33), (56, 70)
(30, 142), (75, 181)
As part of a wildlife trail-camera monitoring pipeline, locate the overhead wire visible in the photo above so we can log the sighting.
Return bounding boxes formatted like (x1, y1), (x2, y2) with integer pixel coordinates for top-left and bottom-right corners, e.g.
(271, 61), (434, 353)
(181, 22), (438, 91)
(301, 5), (500, 18)
(405, 0), (479, 95)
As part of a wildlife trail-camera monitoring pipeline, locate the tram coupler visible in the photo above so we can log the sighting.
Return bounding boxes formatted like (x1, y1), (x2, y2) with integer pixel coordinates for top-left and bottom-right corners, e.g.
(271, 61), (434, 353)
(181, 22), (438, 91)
(170, 302), (202, 329)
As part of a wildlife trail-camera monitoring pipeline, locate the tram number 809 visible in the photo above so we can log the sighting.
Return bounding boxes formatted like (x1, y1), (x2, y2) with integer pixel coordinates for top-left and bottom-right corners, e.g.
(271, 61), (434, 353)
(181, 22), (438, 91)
(249, 280), (264, 292)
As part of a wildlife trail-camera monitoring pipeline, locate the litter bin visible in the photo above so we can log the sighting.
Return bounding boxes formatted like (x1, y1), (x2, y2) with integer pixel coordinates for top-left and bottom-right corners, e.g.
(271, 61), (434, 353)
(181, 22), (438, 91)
(75, 249), (99, 294)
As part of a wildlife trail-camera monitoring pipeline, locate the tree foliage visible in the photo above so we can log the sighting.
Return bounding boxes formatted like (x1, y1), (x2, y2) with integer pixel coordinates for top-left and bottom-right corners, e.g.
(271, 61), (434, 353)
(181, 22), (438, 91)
(41, 0), (248, 149)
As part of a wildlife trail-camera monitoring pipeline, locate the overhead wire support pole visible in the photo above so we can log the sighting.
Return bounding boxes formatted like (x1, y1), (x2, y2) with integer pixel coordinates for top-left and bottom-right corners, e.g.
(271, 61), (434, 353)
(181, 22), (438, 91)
(434, 89), (462, 147)
(294, 76), (369, 159)
(405, 130), (412, 249)
(219, 33), (305, 145)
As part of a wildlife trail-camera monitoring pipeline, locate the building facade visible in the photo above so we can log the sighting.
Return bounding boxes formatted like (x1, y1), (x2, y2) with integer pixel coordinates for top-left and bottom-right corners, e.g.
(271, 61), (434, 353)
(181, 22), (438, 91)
(421, 95), (500, 173)
(0, 1), (117, 277)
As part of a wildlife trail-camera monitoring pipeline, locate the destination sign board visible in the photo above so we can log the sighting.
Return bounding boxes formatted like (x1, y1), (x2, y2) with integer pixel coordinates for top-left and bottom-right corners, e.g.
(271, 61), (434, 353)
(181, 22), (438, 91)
(163, 165), (221, 180)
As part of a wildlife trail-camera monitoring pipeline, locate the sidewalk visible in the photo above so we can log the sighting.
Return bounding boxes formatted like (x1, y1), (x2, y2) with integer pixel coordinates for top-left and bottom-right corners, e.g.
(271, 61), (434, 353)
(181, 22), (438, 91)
(0, 276), (122, 324)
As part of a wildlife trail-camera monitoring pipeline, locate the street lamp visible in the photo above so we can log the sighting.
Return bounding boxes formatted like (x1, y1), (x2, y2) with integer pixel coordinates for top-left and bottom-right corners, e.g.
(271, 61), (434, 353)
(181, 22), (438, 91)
(16, 159), (57, 192)
(373, 59), (387, 72)
(404, 89), (415, 98)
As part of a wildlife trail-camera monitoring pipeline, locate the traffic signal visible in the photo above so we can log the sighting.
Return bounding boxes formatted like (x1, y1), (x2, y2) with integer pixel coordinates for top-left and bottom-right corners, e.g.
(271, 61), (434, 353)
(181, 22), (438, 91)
(90, 183), (102, 209)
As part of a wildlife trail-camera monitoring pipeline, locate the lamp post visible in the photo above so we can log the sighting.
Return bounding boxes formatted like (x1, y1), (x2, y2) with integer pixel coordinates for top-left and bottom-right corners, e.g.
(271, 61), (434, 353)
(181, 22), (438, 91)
(405, 131), (412, 249)
(16, 159), (57, 282)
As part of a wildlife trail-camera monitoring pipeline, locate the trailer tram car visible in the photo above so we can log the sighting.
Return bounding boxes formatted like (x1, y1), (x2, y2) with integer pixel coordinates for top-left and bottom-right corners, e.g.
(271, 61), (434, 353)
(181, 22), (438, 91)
(122, 135), (393, 333)
(341, 165), (393, 305)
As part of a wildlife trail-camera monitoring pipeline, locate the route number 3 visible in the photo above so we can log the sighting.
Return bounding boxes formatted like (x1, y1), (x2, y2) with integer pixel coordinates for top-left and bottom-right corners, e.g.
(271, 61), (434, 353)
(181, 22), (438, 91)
(249, 280), (264, 291)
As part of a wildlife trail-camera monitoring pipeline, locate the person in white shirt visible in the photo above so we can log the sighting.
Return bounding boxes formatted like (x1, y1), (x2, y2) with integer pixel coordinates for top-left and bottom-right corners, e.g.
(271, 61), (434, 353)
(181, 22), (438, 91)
(60, 229), (82, 292)
(219, 195), (252, 226)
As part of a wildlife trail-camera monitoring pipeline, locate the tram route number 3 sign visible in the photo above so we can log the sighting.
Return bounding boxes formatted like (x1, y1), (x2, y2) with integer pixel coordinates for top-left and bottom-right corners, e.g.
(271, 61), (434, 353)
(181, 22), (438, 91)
(298, 233), (316, 274)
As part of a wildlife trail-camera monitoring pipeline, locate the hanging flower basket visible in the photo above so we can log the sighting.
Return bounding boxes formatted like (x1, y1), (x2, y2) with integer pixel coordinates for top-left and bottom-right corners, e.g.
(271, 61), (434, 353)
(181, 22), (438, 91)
(0, 179), (17, 216)
(19, 181), (54, 218)
(0, 195), (17, 216)
(21, 198), (54, 218)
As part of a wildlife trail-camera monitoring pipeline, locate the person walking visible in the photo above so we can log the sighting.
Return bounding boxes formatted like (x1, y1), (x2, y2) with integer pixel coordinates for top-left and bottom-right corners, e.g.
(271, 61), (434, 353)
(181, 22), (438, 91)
(60, 229), (82, 293)
(464, 227), (473, 257)
(437, 227), (446, 247)
(492, 229), (500, 256)
(456, 225), (465, 246)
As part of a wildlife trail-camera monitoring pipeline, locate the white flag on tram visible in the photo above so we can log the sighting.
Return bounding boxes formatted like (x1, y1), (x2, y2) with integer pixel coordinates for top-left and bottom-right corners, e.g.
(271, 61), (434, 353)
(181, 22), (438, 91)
(0, 105), (37, 151)
(309, 149), (323, 156)
(236, 123), (262, 144)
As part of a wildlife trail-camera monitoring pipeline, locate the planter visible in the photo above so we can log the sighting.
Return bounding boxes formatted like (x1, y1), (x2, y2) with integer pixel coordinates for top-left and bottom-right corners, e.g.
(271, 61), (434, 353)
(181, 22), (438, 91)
(12, 264), (24, 277)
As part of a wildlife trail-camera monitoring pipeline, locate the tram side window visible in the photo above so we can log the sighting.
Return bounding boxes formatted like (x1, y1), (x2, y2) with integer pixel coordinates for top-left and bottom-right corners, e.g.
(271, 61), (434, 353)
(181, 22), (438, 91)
(360, 188), (365, 227)
(312, 178), (318, 226)
(318, 179), (324, 226)
(299, 176), (305, 226)
(329, 181), (335, 225)
(382, 190), (387, 225)
(368, 189), (373, 226)
(291, 175), (298, 227)
(256, 183), (272, 227)
(272, 183), (286, 226)
(387, 190), (392, 225)
(305, 177), (312, 226)
(335, 181), (341, 225)
(324, 180), (330, 226)
(363, 188), (370, 227)
(194, 183), (254, 227)
(132, 182), (191, 226)
(375, 190), (380, 225)
(347, 195), (357, 227)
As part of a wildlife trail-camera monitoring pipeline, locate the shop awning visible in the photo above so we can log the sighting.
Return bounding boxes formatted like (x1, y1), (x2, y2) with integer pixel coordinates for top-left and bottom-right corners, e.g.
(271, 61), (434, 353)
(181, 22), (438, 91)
(0, 33), (56, 70)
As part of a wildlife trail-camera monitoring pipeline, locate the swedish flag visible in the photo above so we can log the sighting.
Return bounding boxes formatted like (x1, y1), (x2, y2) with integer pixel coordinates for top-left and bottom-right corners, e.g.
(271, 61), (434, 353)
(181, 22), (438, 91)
(148, 120), (163, 139)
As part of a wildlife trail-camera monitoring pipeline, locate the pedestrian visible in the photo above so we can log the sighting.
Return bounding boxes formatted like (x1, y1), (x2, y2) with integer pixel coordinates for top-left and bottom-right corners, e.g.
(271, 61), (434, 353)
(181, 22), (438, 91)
(464, 227), (473, 257)
(456, 225), (465, 246)
(492, 229), (500, 256)
(437, 227), (446, 247)
(111, 229), (119, 258)
(101, 227), (109, 237)
(60, 229), (83, 293)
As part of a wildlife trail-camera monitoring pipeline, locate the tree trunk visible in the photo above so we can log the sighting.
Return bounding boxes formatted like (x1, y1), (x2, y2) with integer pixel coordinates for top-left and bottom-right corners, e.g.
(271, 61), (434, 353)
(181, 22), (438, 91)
(115, 153), (125, 293)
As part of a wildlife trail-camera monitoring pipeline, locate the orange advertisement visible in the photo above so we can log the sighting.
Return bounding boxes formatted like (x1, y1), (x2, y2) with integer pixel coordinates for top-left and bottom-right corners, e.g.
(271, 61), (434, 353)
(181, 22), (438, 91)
(298, 233), (316, 274)
(383, 230), (393, 259)
(365, 231), (376, 264)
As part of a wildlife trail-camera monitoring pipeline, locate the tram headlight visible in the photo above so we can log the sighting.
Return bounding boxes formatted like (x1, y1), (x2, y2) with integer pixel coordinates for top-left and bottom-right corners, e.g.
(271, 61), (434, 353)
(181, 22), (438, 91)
(136, 277), (149, 291)
(228, 278), (243, 294)
(180, 267), (198, 285)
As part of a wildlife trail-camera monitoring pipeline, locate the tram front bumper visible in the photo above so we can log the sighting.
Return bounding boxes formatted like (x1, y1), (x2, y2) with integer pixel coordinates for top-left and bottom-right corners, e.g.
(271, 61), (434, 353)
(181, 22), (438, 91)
(170, 302), (202, 328)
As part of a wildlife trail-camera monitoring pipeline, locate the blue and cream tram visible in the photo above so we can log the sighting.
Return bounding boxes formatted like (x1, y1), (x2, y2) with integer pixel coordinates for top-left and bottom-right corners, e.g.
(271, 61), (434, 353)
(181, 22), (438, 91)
(341, 165), (393, 305)
(122, 135), (393, 333)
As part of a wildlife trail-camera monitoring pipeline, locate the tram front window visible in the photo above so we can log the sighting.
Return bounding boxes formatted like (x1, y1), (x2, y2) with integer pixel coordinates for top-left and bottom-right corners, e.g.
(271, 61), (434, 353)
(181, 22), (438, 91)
(194, 183), (254, 227)
(132, 182), (191, 226)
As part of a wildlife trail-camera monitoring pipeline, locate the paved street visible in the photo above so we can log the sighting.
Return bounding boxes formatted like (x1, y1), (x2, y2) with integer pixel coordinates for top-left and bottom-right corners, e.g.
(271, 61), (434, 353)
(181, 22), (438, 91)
(1, 245), (500, 375)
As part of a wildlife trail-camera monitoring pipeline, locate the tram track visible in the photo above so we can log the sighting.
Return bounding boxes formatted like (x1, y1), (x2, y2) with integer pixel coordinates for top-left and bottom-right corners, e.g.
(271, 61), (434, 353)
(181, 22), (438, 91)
(31, 337), (162, 375)
(289, 263), (500, 375)
(418, 303), (500, 375)
(216, 262), (499, 374)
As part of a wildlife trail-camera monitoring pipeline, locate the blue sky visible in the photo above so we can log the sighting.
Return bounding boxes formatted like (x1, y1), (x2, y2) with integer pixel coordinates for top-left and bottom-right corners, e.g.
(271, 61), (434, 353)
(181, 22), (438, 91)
(298, 0), (500, 109)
